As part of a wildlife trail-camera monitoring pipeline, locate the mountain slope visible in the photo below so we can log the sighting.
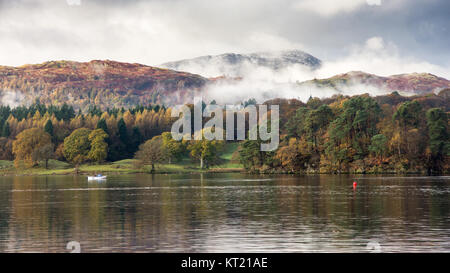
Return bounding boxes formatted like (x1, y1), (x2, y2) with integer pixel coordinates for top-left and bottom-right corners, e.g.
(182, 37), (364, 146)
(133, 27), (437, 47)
(298, 71), (450, 95)
(0, 60), (207, 108)
(160, 50), (322, 77)
(1, 59), (448, 110)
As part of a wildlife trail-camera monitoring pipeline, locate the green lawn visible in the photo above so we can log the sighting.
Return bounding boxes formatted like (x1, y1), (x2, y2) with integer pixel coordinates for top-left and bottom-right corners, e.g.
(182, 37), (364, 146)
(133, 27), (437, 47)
(217, 142), (242, 169)
(0, 159), (73, 175)
(0, 142), (244, 176)
(220, 142), (240, 161)
(0, 160), (14, 168)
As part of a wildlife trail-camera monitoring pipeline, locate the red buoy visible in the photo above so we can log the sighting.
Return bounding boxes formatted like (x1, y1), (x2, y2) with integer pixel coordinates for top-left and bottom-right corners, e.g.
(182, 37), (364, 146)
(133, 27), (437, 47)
(353, 181), (357, 189)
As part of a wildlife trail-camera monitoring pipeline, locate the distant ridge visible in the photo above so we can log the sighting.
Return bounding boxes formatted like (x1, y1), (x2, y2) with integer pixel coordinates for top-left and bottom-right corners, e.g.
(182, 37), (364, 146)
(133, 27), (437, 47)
(160, 50), (322, 77)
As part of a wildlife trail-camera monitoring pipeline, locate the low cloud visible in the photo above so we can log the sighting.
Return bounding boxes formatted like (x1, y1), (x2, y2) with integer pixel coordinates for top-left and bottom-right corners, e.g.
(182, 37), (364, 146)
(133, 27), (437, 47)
(198, 37), (450, 104)
(202, 75), (391, 105)
(0, 90), (25, 107)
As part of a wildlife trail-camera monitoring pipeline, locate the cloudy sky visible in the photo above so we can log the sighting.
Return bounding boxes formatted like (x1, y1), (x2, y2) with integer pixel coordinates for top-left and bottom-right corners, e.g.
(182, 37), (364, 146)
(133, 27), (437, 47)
(0, 0), (449, 78)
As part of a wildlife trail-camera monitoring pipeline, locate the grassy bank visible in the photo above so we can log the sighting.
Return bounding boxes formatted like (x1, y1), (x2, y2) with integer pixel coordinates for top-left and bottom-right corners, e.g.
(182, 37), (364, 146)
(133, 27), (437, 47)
(0, 143), (244, 176)
(0, 159), (244, 176)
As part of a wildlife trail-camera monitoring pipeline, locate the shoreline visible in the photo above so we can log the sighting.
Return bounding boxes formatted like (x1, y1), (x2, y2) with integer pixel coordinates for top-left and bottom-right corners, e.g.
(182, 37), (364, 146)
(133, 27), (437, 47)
(1, 160), (446, 177)
(1, 168), (446, 177)
(0, 169), (246, 176)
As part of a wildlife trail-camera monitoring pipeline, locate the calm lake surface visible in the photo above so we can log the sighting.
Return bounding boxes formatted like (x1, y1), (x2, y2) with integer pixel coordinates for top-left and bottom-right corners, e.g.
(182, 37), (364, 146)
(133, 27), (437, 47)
(0, 174), (449, 253)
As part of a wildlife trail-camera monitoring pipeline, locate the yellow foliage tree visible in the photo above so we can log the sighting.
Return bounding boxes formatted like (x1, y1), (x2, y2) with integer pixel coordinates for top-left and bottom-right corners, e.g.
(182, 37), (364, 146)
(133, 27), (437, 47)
(12, 128), (53, 168)
(88, 129), (109, 163)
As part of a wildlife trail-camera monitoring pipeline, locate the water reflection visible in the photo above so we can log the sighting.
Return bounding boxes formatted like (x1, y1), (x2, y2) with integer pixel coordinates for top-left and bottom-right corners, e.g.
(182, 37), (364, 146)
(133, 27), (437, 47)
(0, 174), (449, 252)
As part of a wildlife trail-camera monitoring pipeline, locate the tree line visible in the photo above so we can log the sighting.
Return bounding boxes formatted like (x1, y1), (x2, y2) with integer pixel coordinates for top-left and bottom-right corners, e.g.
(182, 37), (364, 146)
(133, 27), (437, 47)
(240, 94), (449, 174)
(0, 102), (173, 166)
(0, 92), (448, 174)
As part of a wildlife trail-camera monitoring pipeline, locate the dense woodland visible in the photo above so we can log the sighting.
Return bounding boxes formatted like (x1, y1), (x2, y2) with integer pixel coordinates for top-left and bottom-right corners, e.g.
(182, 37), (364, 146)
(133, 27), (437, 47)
(244, 92), (449, 174)
(0, 102), (172, 166)
(0, 91), (448, 174)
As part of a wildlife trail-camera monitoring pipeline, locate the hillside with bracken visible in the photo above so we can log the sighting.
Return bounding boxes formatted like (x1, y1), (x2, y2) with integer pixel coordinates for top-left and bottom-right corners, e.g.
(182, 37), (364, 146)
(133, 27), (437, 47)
(1, 59), (449, 110)
(298, 71), (450, 95)
(0, 60), (208, 109)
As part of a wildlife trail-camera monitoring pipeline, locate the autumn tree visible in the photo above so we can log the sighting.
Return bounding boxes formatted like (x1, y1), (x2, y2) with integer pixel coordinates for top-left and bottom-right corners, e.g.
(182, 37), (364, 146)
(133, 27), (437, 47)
(161, 132), (185, 164)
(274, 138), (312, 172)
(187, 128), (225, 170)
(88, 129), (109, 163)
(12, 128), (53, 168)
(188, 139), (224, 169)
(55, 143), (65, 161)
(63, 128), (91, 165)
(134, 135), (167, 173)
(33, 143), (54, 169)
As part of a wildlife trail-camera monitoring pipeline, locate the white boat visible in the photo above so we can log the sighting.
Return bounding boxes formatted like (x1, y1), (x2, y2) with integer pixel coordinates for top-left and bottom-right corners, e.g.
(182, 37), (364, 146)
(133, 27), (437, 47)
(88, 174), (107, 181)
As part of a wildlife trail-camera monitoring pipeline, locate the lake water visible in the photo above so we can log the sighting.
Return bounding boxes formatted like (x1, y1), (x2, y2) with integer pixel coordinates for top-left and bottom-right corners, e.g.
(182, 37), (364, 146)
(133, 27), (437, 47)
(0, 174), (449, 253)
